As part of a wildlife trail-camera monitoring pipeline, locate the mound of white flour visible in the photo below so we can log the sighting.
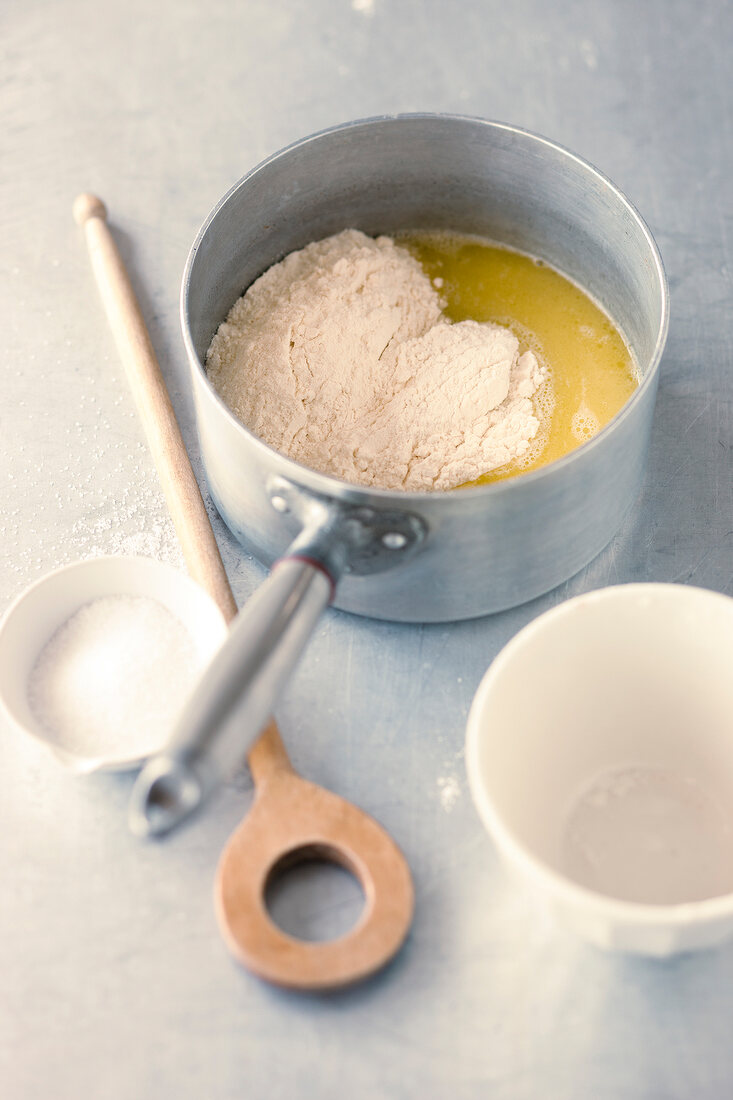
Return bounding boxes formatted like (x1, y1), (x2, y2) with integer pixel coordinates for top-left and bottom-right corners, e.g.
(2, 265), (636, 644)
(206, 230), (545, 490)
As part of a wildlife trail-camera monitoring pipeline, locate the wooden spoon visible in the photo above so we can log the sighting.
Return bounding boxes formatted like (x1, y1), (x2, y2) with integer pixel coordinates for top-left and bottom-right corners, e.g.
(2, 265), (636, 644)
(74, 194), (414, 990)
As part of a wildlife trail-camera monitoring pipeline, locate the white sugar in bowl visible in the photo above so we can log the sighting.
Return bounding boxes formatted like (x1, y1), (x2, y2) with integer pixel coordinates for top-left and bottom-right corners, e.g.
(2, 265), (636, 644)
(0, 556), (228, 772)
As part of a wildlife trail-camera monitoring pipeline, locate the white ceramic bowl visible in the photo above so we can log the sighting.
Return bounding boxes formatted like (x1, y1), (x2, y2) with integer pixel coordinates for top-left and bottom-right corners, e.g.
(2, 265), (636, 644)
(0, 557), (228, 773)
(466, 583), (733, 956)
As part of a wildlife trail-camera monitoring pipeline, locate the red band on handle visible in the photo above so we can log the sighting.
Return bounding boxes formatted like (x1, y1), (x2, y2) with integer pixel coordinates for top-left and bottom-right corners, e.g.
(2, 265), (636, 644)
(273, 554), (337, 602)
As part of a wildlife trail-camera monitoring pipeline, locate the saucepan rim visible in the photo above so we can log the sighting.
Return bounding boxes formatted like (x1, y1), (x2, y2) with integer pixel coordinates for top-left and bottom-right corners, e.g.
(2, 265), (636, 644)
(180, 112), (670, 505)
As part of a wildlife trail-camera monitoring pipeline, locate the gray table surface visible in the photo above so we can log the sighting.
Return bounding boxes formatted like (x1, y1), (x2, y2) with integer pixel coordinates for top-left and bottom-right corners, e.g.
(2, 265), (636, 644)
(2, 0), (732, 1096)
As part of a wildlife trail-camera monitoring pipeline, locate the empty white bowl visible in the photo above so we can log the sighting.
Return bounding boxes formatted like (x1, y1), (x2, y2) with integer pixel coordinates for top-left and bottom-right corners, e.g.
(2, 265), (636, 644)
(466, 584), (733, 956)
(0, 557), (228, 772)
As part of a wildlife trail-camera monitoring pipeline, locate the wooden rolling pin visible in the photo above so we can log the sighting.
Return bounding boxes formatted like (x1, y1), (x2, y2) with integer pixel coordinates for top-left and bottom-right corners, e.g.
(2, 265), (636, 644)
(74, 194), (414, 990)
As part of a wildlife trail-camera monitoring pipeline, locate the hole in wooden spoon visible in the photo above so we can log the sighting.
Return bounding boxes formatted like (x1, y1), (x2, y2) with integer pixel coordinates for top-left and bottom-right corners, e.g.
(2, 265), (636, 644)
(265, 844), (365, 942)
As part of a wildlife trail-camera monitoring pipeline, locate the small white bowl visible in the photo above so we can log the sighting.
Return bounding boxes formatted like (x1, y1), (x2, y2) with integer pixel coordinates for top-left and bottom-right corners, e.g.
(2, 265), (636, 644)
(0, 557), (228, 773)
(466, 583), (733, 957)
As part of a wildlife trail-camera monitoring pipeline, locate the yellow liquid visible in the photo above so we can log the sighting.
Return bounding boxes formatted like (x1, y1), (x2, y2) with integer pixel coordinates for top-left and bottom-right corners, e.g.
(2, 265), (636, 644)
(400, 232), (639, 485)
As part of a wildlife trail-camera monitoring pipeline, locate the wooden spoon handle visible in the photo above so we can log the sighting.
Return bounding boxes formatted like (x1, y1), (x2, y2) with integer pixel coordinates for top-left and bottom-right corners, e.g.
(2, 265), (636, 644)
(73, 194), (237, 625)
(75, 194), (293, 775)
(248, 718), (294, 782)
(76, 195), (414, 989)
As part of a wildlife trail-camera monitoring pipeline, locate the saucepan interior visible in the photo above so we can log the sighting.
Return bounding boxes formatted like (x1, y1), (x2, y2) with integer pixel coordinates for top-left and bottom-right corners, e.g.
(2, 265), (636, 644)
(182, 114), (668, 622)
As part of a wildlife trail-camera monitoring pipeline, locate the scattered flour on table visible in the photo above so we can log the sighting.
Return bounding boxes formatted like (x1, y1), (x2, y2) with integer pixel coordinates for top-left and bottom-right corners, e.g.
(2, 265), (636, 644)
(437, 774), (462, 812)
(28, 595), (200, 762)
(206, 230), (545, 491)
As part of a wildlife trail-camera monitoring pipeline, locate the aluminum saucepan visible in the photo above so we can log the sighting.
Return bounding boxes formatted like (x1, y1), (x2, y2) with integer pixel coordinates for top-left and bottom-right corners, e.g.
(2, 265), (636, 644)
(134, 115), (668, 830)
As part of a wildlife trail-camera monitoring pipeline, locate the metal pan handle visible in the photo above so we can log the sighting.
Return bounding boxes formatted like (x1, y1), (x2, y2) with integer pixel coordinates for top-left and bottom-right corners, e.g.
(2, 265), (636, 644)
(129, 483), (426, 836)
(129, 555), (333, 837)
